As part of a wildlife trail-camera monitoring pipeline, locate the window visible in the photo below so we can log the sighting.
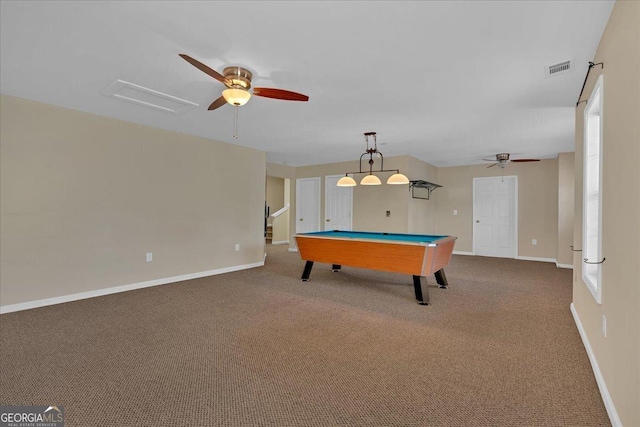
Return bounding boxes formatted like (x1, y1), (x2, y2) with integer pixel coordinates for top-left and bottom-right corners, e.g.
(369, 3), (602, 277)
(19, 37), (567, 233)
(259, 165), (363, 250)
(582, 75), (603, 303)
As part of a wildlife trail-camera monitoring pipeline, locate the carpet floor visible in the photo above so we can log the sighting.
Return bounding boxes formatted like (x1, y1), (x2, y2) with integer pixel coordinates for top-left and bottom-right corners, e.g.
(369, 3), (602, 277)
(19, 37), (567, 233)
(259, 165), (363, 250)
(0, 244), (610, 426)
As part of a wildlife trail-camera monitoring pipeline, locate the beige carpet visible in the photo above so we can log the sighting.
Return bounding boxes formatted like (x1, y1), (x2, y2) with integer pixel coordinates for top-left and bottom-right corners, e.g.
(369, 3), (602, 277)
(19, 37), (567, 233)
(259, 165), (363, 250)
(0, 245), (610, 426)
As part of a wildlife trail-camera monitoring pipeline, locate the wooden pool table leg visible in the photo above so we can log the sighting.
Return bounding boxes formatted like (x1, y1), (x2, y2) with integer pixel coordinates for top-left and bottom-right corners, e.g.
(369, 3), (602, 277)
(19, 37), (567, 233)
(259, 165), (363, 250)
(332, 264), (341, 272)
(434, 269), (449, 289)
(301, 261), (314, 281)
(412, 275), (430, 305)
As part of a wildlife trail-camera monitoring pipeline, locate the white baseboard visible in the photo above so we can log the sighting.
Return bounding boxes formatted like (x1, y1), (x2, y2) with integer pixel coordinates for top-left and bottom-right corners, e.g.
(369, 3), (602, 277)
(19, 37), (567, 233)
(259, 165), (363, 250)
(453, 250), (474, 256)
(288, 247), (298, 252)
(516, 256), (557, 263)
(556, 262), (573, 269)
(0, 261), (265, 314)
(271, 240), (289, 245)
(454, 253), (565, 267)
(570, 303), (621, 427)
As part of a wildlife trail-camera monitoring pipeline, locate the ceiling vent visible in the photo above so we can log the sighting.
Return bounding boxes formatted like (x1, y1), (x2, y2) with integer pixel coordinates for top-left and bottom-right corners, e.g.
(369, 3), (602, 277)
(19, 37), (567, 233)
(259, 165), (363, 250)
(102, 79), (198, 114)
(545, 59), (573, 78)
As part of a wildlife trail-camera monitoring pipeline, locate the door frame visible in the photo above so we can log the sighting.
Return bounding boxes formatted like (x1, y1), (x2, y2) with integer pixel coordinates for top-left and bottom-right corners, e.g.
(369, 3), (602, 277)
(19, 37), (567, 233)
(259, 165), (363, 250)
(324, 175), (353, 231)
(472, 175), (518, 258)
(295, 177), (321, 234)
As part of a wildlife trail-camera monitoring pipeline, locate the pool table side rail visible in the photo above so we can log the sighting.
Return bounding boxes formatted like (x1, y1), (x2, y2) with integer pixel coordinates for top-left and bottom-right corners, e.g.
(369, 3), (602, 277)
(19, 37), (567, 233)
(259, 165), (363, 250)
(295, 235), (456, 277)
(295, 236), (425, 276)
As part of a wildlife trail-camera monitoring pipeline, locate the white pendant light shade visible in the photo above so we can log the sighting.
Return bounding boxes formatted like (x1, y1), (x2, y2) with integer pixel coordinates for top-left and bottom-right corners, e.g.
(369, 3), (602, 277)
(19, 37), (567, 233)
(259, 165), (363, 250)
(337, 176), (357, 187)
(387, 172), (410, 185)
(222, 88), (251, 106)
(360, 174), (382, 185)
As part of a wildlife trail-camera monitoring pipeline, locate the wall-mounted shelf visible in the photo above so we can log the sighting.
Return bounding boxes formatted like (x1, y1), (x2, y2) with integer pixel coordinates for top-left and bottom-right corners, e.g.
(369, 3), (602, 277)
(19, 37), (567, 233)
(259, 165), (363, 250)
(409, 180), (442, 200)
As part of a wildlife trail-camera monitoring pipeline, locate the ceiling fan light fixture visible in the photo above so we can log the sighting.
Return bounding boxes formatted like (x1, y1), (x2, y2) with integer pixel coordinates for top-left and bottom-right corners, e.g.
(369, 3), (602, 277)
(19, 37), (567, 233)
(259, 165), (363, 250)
(361, 174), (382, 186)
(222, 87), (251, 106)
(387, 172), (410, 185)
(337, 175), (357, 187)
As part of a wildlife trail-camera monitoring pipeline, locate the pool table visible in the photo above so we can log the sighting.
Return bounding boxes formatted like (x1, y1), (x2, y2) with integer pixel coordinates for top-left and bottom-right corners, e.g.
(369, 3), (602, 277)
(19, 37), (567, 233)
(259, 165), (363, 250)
(294, 230), (457, 305)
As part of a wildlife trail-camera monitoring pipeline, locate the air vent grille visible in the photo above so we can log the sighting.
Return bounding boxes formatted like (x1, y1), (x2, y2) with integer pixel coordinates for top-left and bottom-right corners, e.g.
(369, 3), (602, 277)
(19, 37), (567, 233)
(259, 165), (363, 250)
(545, 59), (573, 78)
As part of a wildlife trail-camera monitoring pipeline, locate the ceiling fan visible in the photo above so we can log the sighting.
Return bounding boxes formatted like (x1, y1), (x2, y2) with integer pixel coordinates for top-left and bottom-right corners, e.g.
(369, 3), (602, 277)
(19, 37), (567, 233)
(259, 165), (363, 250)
(483, 153), (541, 168)
(179, 54), (309, 111)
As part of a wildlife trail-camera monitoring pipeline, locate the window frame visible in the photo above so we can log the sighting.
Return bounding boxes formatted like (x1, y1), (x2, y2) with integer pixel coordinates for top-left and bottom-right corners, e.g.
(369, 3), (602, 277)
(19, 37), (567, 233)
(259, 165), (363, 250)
(582, 74), (604, 303)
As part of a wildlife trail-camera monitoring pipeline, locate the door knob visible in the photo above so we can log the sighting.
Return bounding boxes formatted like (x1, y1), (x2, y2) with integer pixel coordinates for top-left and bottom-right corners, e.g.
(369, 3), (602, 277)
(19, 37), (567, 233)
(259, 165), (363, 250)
(299, 218), (303, 221)
(476, 220), (480, 223)
(326, 219), (330, 222)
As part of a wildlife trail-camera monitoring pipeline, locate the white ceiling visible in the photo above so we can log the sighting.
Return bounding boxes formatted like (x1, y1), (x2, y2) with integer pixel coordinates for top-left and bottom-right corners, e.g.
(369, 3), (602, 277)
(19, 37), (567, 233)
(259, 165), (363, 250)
(0, 1), (614, 167)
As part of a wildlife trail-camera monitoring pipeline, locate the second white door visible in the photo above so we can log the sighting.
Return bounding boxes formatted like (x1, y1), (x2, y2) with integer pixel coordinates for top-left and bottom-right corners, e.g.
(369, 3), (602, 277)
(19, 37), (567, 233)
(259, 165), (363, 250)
(325, 175), (353, 231)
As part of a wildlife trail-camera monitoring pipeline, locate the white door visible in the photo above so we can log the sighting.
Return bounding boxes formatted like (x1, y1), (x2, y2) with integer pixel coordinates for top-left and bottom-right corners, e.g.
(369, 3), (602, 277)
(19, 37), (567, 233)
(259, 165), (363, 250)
(473, 176), (517, 258)
(296, 177), (321, 233)
(325, 175), (353, 231)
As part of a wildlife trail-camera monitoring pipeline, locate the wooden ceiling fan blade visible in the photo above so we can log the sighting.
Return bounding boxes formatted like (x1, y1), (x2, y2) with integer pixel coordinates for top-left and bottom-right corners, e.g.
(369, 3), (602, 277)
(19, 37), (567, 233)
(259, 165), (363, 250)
(253, 88), (309, 101)
(511, 159), (541, 162)
(179, 54), (230, 86)
(208, 96), (227, 111)
(482, 158), (498, 162)
(486, 163), (498, 168)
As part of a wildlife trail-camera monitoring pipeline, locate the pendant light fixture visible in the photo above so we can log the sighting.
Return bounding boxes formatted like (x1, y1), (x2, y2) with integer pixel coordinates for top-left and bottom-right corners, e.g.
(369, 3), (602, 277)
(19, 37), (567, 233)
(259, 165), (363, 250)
(337, 132), (410, 187)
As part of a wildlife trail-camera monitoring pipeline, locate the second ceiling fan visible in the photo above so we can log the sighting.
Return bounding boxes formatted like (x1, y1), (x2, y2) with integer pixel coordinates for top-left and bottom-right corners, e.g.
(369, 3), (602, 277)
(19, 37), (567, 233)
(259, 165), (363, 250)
(483, 153), (541, 168)
(179, 54), (309, 111)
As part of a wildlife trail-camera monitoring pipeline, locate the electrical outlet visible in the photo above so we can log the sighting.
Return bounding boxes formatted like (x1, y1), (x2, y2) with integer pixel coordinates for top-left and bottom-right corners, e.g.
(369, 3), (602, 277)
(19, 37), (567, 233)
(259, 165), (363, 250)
(453, 210), (458, 216)
(602, 315), (607, 337)
(235, 244), (240, 251)
(532, 239), (537, 245)
(146, 253), (153, 262)
(386, 210), (391, 217)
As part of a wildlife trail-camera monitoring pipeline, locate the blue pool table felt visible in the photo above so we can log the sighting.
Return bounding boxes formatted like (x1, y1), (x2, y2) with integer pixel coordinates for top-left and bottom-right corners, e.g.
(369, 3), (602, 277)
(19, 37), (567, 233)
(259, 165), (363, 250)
(300, 230), (448, 244)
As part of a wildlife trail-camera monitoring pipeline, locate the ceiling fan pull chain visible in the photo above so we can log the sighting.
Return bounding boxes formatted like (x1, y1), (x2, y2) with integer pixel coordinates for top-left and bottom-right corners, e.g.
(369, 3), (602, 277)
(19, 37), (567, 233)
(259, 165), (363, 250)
(233, 105), (239, 139)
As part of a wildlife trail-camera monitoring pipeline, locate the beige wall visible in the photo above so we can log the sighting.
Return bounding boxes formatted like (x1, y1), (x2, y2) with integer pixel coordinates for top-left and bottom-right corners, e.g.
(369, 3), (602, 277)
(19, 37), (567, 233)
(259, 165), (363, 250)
(0, 95), (266, 307)
(407, 156), (439, 234)
(557, 152), (575, 267)
(266, 172), (291, 244)
(271, 210), (290, 244)
(266, 176), (285, 214)
(572, 1), (640, 425)
(266, 163), (295, 246)
(266, 162), (296, 179)
(435, 159), (559, 258)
